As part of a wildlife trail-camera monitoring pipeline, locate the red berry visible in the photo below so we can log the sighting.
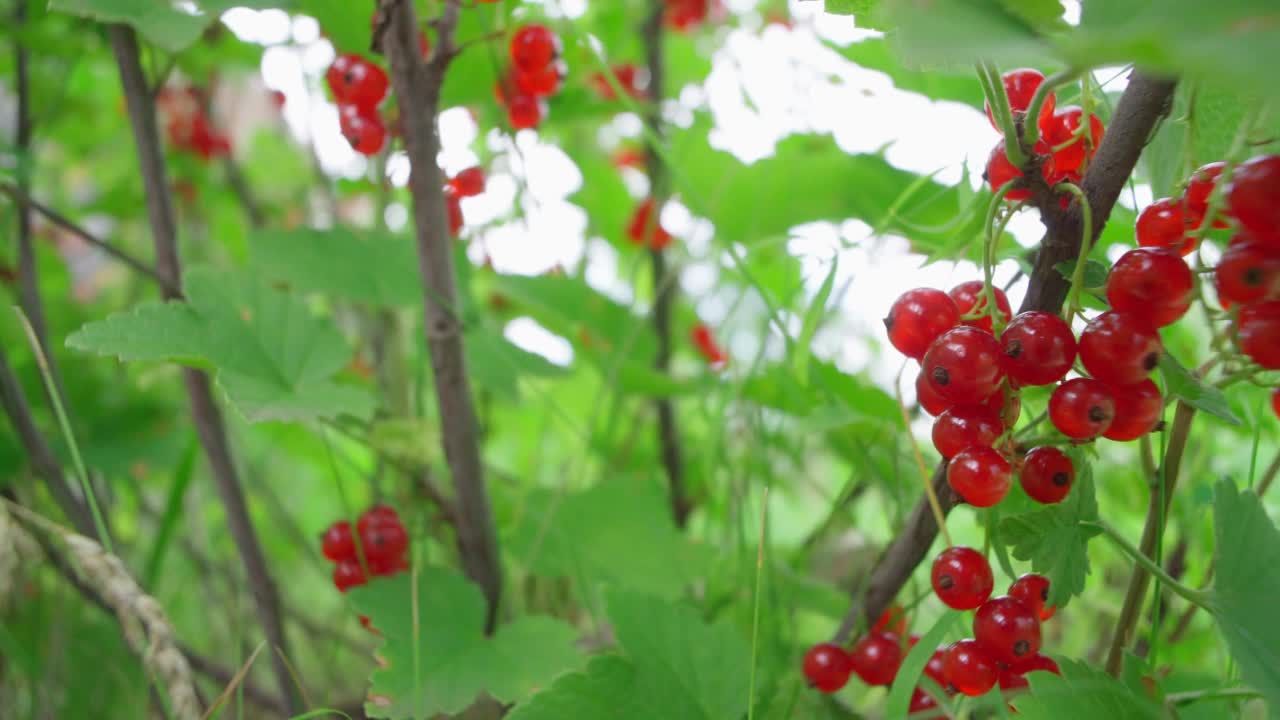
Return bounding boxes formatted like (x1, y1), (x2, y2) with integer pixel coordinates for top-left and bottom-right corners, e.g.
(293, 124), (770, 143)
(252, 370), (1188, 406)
(1106, 248), (1193, 328)
(449, 167), (486, 198)
(591, 63), (648, 100)
(361, 521), (408, 563)
(1227, 155), (1280, 248)
(1008, 653), (1060, 676)
(1079, 311), (1163, 386)
(998, 666), (1030, 691)
(515, 61), (565, 98)
(370, 553), (409, 576)
(924, 646), (948, 689)
(507, 93), (544, 130)
(321, 521), (356, 562)
(1009, 573), (1055, 621)
(802, 643), (852, 693)
(872, 605), (909, 637)
(327, 54), (388, 109)
(332, 560), (368, 592)
(949, 281), (1012, 333)
(885, 289), (960, 361)
(1185, 162), (1230, 231)
(509, 24), (559, 74)
(924, 326), (1006, 405)
(339, 106), (387, 156)
(625, 198), (673, 250)
(1238, 301), (1280, 369)
(1019, 446), (1074, 504)
(947, 446), (1013, 507)
(943, 639), (998, 697)
(1000, 311), (1077, 386)
(1043, 105), (1105, 174)
(916, 370), (953, 416)
(909, 688), (943, 716)
(1136, 198), (1196, 256)
(666, 0), (710, 30)
(849, 632), (903, 686)
(691, 323), (727, 366)
(986, 140), (1055, 201)
(1049, 377), (1116, 440)
(358, 505), (401, 534)
(931, 404), (1004, 459)
(932, 546), (994, 610)
(984, 68), (1056, 131)
(446, 191), (464, 236)
(1104, 379), (1163, 442)
(974, 596), (1041, 665)
(1215, 240), (1280, 307)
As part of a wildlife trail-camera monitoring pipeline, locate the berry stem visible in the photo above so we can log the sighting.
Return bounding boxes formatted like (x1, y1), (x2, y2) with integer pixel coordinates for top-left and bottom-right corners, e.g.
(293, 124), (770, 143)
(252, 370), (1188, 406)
(1022, 68), (1080, 147)
(1187, 107), (1262, 241)
(978, 62), (1027, 168)
(895, 362), (953, 548)
(982, 186), (1019, 336)
(1087, 520), (1212, 609)
(1056, 182), (1093, 325)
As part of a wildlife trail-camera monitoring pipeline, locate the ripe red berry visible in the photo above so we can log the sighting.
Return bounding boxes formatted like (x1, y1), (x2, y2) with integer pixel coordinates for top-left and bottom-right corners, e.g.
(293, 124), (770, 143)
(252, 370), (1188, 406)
(949, 281), (1012, 334)
(871, 605), (909, 637)
(327, 54), (388, 109)
(923, 646), (948, 689)
(1008, 653), (1061, 676)
(339, 106), (387, 156)
(1215, 240), (1280, 307)
(357, 505), (401, 534)
(909, 688), (943, 716)
(931, 405), (1004, 459)
(691, 323), (728, 366)
(916, 370), (953, 416)
(1238, 301), (1280, 369)
(515, 61), (565, 98)
(1104, 379), (1163, 442)
(1185, 162), (1230, 231)
(849, 632), (903, 686)
(885, 289), (960, 361)
(974, 596), (1041, 665)
(666, 0), (710, 30)
(1049, 377), (1116, 440)
(1009, 573), (1055, 621)
(1136, 198), (1196, 256)
(446, 191), (464, 236)
(802, 643), (852, 693)
(507, 93), (544, 130)
(1042, 105), (1105, 175)
(1079, 311), (1163, 386)
(591, 63), (648, 101)
(332, 560), (368, 592)
(924, 326), (1006, 404)
(360, 521), (408, 563)
(626, 198), (673, 250)
(998, 666), (1030, 691)
(986, 140), (1054, 201)
(509, 24), (559, 74)
(321, 521), (356, 562)
(1227, 155), (1280, 248)
(984, 68), (1056, 131)
(370, 553), (409, 576)
(943, 639), (999, 697)
(1106, 248), (1193, 328)
(932, 546), (994, 610)
(947, 446), (1013, 507)
(1000, 311), (1077, 386)
(1019, 446), (1073, 504)
(449, 167), (486, 198)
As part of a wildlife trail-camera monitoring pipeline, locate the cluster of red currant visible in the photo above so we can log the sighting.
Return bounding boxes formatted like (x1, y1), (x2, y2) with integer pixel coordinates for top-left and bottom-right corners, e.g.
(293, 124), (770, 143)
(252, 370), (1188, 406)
(625, 198), (673, 250)
(690, 322), (727, 368)
(158, 86), (232, 161)
(320, 505), (409, 599)
(982, 68), (1105, 200)
(495, 24), (566, 130)
(665, 0), (716, 31)
(327, 53), (391, 156)
(590, 63), (650, 102)
(443, 165), (485, 237)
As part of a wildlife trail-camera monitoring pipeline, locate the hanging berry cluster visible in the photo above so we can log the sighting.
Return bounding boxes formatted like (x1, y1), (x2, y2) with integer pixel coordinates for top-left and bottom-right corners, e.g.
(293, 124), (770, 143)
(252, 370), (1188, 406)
(495, 24), (566, 130)
(158, 86), (232, 161)
(327, 53), (391, 156)
(690, 322), (727, 369)
(321, 505), (409, 603)
(443, 165), (485, 237)
(665, 0), (715, 31)
(625, 197), (673, 250)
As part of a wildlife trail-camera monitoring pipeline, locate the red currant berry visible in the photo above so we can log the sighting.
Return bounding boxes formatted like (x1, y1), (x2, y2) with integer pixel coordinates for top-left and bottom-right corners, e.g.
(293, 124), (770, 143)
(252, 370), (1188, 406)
(321, 521), (356, 562)
(947, 446), (1013, 507)
(923, 645), (948, 688)
(507, 93), (544, 130)
(916, 370), (953, 416)
(1042, 105), (1105, 175)
(370, 553), (409, 576)
(1227, 155), (1280, 248)
(1215, 240), (1280, 307)
(357, 505), (401, 534)
(1049, 377), (1116, 440)
(886, 289), (960, 361)
(1106, 248), (1193, 328)
(1079, 311), (1163, 386)
(909, 688), (942, 716)
(1104, 379), (1163, 442)
(509, 24), (559, 74)
(332, 560), (368, 592)
(691, 323), (728, 366)
(1000, 311), (1077, 386)
(998, 666), (1030, 691)
(849, 632), (903, 686)
(949, 281), (1011, 334)
(1185, 162), (1230, 231)
(339, 106), (387, 156)
(871, 605), (909, 637)
(665, 0), (710, 31)
(932, 546), (994, 610)
(361, 521), (408, 564)
(986, 140), (1055, 201)
(626, 198), (674, 250)
(943, 639), (999, 697)
(924, 326), (1006, 405)
(974, 595), (1041, 665)
(1136, 198), (1196, 256)
(446, 191), (464, 236)
(802, 643), (852, 693)
(449, 167), (486, 198)
(1008, 653), (1060, 676)
(931, 405), (1004, 459)
(1009, 573), (1055, 621)
(1019, 446), (1074, 504)
(327, 54), (388, 110)
(515, 61), (565, 98)
(984, 68), (1056, 131)
(1238, 301), (1280, 369)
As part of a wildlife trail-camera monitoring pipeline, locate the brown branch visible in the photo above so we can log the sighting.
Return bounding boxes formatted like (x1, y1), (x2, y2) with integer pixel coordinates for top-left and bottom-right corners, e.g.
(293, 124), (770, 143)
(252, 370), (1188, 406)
(832, 71), (1177, 645)
(377, 0), (503, 629)
(108, 25), (301, 713)
(12, 0), (52, 369)
(643, 0), (691, 529)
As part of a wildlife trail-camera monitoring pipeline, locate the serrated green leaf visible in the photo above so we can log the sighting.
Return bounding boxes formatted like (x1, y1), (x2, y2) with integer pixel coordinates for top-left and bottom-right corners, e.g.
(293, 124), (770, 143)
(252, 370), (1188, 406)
(1158, 353), (1242, 426)
(1211, 479), (1280, 713)
(505, 656), (642, 720)
(349, 569), (584, 719)
(250, 227), (421, 307)
(1054, 258), (1109, 290)
(49, 0), (288, 53)
(66, 267), (372, 423)
(999, 450), (1100, 607)
(1011, 658), (1162, 719)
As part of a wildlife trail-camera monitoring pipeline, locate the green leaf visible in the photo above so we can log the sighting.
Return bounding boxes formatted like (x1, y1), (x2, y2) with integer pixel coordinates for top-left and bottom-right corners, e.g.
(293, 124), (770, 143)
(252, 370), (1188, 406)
(1054, 258), (1109, 290)
(882, 0), (1051, 67)
(49, 0), (288, 53)
(349, 569), (584, 719)
(999, 450), (1101, 607)
(885, 611), (960, 718)
(793, 258), (838, 386)
(836, 38), (985, 109)
(66, 267), (373, 423)
(1158, 353), (1242, 426)
(505, 656), (642, 720)
(299, 0), (373, 54)
(1011, 659), (1162, 719)
(825, 0), (885, 27)
(250, 228), (421, 308)
(1211, 479), (1280, 713)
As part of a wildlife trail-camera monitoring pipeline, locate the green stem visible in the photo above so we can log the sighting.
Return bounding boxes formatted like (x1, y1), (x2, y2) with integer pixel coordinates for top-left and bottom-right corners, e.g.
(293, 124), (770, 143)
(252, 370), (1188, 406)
(978, 62), (1027, 167)
(1022, 69), (1080, 147)
(1056, 182), (1093, 324)
(1088, 520), (1212, 609)
(746, 487), (769, 720)
(1167, 687), (1263, 707)
(1188, 107), (1263, 240)
(982, 200), (1021, 335)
